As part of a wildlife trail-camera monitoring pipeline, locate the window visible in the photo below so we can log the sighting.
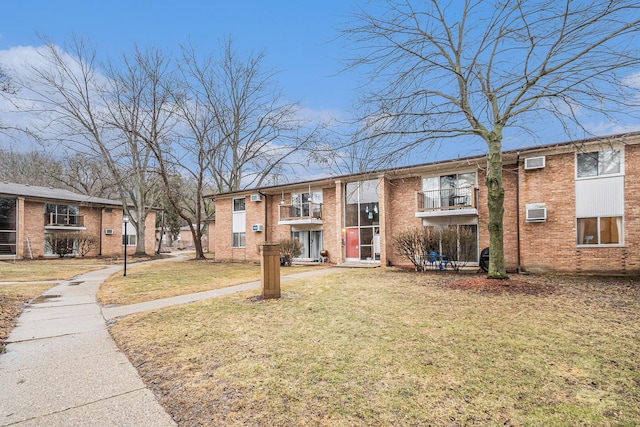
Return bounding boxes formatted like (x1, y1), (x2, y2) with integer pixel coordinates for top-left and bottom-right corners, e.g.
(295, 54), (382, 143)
(577, 150), (621, 178)
(0, 198), (17, 255)
(45, 204), (81, 226)
(422, 172), (476, 209)
(122, 234), (137, 246)
(233, 198), (246, 212)
(291, 191), (323, 218)
(577, 217), (622, 245)
(232, 232), (246, 248)
(232, 197), (247, 248)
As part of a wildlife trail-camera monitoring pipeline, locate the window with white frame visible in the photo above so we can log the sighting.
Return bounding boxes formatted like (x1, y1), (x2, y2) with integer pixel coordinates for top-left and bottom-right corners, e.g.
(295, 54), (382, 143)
(577, 217), (622, 245)
(422, 172), (476, 209)
(576, 149), (621, 178)
(291, 190), (323, 218)
(575, 147), (624, 247)
(122, 234), (137, 246)
(232, 197), (246, 248)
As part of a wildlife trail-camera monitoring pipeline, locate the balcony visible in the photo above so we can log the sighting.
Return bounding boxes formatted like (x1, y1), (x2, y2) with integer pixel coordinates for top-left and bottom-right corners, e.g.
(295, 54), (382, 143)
(44, 212), (86, 229)
(278, 202), (323, 225)
(416, 186), (478, 218)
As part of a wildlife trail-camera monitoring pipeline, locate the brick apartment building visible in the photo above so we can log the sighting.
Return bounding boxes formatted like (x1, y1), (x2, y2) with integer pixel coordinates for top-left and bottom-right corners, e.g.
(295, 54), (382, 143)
(207, 132), (640, 274)
(0, 183), (157, 259)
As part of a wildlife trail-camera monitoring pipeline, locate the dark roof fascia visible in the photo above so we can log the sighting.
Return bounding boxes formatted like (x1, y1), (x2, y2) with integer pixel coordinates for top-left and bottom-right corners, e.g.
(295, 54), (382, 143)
(0, 183), (123, 207)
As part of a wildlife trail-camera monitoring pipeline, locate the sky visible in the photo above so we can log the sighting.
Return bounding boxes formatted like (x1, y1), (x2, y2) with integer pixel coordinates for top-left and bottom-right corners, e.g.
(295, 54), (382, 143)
(1, 1), (640, 169)
(0, 0), (356, 115)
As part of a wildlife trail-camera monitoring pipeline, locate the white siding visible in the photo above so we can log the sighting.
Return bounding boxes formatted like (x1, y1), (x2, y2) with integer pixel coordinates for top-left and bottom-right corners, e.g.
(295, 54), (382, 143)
(575, 176), (624, 217)
(232, 212), (246, 232)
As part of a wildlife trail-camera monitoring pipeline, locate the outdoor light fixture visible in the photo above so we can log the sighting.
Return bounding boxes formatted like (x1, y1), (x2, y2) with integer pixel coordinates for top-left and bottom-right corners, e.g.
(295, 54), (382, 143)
(123, 214), (129, 277)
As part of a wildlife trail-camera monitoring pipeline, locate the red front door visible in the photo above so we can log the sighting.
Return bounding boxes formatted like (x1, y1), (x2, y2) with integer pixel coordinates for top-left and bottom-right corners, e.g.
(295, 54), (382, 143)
(346, 227), (359, 259)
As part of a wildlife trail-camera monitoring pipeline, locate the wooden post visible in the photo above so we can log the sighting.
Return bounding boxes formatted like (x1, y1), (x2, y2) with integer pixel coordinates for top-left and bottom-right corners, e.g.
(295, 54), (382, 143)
(261, 243), (281, 299)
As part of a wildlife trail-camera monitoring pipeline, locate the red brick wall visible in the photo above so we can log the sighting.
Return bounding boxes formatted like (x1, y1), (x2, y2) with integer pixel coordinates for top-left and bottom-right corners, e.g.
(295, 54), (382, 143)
(385, 176), (423, 267)
(518, 144), (640, 274)
(21, 201), (46, 258)
(321, 187), (338, 263)
(212, 198), (234, 261)
(518, 152), (577, 272)
(17, 202), (149, 258)
(209, 139), (640, 274)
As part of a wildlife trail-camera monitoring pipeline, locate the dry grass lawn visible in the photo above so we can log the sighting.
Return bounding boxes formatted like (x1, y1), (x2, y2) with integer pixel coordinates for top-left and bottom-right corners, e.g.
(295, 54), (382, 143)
(0, 259), (112, 282)
(110, 269), (640, 426)
(98, 260), (328, 306)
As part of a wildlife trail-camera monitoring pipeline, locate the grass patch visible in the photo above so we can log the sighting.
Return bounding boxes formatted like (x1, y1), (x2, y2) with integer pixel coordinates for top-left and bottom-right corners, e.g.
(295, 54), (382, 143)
(1, 283), (53, 353)
(98, 259), (328, 306)
(110, 270), (640, 426)
(0, 258), (116, 282)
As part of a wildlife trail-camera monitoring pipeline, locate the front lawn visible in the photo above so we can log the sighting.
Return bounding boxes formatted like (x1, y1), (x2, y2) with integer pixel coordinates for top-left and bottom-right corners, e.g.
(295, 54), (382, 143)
(0, 258), (111, 282)
(110, 270), (640, 426)
(98, 260), (328, 306)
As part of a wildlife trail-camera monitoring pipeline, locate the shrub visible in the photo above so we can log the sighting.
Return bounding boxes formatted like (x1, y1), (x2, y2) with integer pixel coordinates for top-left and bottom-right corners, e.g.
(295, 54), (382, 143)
(392, 227), (438, 271)
(77, 233), (99, 257)
(279, 238), (303, 266)
(44, 232), (78, 258)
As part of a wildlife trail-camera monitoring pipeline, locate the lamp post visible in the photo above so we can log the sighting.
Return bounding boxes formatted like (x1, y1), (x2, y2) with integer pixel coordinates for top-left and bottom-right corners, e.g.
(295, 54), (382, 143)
(123, 214), (129, 277)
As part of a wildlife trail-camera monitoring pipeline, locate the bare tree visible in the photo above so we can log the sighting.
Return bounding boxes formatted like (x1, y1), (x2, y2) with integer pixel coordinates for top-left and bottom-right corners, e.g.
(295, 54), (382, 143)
(0, 148), (64, 186)
(144, 40), (316, 259)
(345, 0), (640, 278)
(19, 37), (161, 254)
(204, 39), (316, 193)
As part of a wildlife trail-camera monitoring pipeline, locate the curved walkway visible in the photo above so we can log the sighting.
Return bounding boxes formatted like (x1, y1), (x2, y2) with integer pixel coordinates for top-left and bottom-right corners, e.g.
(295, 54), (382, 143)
(0, 260), (337, 426)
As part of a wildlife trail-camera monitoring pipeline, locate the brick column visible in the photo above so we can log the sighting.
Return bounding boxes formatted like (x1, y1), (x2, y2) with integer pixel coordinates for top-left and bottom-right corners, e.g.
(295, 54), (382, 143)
(378, 175), (391, 267)
(334, 180), (344, 264)
(17, 197), (25, 259)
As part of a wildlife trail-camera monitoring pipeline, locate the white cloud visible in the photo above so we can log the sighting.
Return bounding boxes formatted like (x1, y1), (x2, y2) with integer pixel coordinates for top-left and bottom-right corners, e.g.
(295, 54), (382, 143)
(584, 121), (640, 136)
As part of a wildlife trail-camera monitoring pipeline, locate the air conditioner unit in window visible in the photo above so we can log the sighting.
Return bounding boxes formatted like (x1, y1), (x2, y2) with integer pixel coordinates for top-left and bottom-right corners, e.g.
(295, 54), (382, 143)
(524, 156), (546, 170)
(104, 228), (114, 235)
(250, 193), (262, 202)
(252, 223), (263, 232)
(526, 203), (547, 222)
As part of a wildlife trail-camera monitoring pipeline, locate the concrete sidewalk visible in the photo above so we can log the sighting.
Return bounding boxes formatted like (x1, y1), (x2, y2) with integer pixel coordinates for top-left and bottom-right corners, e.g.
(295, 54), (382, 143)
(0, 266), (176, 427)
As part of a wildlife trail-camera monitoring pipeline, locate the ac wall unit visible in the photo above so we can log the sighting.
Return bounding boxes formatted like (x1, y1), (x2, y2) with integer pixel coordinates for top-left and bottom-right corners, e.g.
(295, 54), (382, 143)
(104, 228), (114, 235)
(250, 193), (263, 202)
(524, 156), (546, 170)
(525, 203), (547, 222)
(252, 223), (263, 232)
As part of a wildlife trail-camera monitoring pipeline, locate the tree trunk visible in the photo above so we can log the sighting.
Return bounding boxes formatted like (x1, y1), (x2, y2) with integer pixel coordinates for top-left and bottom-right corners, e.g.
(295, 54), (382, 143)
(193, 231), (205, 260)
(485, 133), (508, 279)
(135, 217), (147, 255)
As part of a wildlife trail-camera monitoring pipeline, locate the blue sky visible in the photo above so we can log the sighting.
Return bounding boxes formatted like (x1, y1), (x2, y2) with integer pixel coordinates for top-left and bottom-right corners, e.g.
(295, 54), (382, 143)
(0, 0), (356, 113)
(2, 1), (639, 167)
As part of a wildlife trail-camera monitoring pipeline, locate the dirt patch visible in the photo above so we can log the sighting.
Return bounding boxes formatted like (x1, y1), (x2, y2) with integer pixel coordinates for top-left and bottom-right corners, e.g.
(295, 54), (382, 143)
(443, 276), (555, 295)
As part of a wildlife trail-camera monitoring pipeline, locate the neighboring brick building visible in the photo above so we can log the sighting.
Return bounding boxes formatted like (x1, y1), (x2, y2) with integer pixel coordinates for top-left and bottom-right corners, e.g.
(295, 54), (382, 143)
(0, 183), (157, 259)
(207, 132), (640, 274)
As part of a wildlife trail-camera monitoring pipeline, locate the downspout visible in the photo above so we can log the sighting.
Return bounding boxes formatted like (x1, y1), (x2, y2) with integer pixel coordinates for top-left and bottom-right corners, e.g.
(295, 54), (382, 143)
(258, 190), (268, 243)
(516, 152), (522, 273)
(99, 206), (104, 256)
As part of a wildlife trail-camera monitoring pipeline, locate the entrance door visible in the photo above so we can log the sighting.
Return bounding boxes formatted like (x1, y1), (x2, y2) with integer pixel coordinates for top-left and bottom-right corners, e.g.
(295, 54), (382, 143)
(346, 227), (359, 259)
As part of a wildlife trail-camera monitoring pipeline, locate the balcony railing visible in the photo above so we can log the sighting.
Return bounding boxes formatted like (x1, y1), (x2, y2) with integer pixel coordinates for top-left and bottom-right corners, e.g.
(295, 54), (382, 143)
(45, 212), (85, 227)
(279, 202), (323, 221)
(417, 186), (476, 212)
